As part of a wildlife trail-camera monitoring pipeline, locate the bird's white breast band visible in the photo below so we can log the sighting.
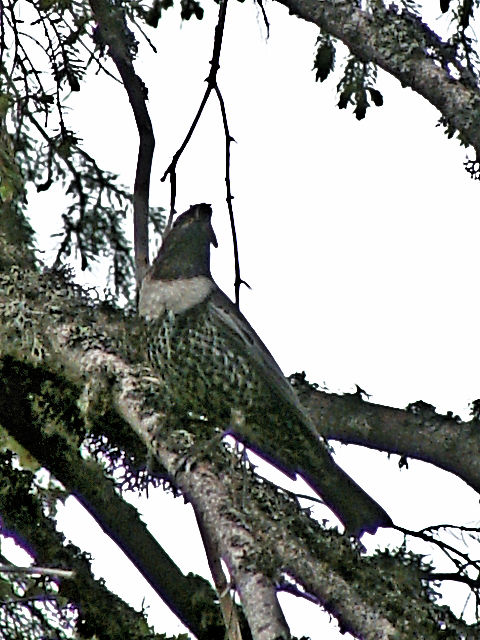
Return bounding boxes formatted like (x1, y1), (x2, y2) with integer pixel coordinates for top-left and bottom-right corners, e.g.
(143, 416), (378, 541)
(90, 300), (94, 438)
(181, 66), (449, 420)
(138, 275), (215, 319)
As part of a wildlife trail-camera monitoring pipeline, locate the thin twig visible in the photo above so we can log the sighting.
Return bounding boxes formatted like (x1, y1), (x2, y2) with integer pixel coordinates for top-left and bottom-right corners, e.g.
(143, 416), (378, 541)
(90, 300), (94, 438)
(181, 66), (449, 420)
(418, 523), (480, 535)
(160, 0), (229, 220)
(214, 85), (248, 306)
(255, 0), (270, 38)
(160, 0), (246, 306)
(399, 525), (480, 575)
(0, 564), (75, 579)
(425, 572), (480, 589)
(277, 579), (321, 606)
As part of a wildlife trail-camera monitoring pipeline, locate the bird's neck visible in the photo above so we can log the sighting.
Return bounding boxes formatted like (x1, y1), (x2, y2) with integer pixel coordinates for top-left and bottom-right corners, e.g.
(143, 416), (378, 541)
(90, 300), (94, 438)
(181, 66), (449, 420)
(139, 225), (215, 317)
(138, 274), (215, 318)
(150, 230), (212, 280)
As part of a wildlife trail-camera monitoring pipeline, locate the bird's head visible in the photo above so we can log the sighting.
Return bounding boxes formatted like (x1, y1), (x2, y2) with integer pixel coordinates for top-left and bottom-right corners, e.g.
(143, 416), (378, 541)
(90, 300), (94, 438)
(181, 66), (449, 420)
(170, 203), (218, 249)
(149, 203), (218, 280)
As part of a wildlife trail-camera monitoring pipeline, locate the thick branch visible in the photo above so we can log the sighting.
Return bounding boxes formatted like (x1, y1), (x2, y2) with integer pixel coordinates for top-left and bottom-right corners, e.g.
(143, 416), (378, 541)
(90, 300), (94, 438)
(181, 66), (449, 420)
(302, 386), (480, 494)
(234, 571), (289, 640)
(185, 463), (290, 640)
(274, 0), (480, 155)
(0, 358), (217, 640)
(0, 451), (155, 639)
(194, 508), (244, 640)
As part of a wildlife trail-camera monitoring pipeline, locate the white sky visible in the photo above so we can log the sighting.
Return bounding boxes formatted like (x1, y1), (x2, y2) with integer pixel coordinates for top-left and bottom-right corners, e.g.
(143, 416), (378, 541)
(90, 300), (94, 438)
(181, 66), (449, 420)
(20, 0), (480, 637)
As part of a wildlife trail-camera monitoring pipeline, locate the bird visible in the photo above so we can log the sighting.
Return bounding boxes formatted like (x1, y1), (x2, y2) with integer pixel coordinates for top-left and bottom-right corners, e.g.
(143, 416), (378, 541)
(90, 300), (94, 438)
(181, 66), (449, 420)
(139, 203), (393, 537)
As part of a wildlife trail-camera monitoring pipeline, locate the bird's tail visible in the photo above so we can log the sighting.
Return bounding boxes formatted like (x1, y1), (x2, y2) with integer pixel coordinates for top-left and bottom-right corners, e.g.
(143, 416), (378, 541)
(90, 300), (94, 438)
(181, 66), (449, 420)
(299, 449), (393, 537)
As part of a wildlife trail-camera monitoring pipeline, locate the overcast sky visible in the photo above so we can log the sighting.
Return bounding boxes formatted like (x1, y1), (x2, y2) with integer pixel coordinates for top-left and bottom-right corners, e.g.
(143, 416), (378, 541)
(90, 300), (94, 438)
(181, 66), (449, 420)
(23, 0), (480, 637)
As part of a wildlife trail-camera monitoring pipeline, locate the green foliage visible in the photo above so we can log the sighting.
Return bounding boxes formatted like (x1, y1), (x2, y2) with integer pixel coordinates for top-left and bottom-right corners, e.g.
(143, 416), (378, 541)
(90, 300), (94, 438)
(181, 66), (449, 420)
(0, 0), (198, 300)
(438, 113), (477, 150)
(149, 206), (167, 236)
(0, 96), (36, 250)
(0, 1), (134, 296)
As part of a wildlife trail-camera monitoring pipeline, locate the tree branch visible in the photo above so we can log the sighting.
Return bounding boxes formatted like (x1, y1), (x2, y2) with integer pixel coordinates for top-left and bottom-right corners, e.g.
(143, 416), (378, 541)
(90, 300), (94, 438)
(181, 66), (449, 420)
(1, 250), (479, 638)
(214, 84), (248, 306)
(301, 384), (480, 495)
(160, 0), (246, 306)
(160, 0), (229, 221)
(89, 0), (155, 287)
(0, 565), (75, 579)
(0, 449), (158, 639)
(194, 507), (245, 640)
(0, 358), (218, 640)
(274, 0), (480, 156)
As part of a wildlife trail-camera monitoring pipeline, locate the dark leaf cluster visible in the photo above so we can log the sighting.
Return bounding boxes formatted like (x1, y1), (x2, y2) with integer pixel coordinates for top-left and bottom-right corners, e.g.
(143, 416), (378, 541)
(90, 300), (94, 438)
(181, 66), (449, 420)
(336, 56), (383, 121)
(313, 33), (335, 83)
(180, 0), (204, 21)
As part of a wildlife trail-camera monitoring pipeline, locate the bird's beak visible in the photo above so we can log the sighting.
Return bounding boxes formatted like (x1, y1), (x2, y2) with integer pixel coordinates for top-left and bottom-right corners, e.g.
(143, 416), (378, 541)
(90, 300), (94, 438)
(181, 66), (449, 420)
(210, 224), (218, 248)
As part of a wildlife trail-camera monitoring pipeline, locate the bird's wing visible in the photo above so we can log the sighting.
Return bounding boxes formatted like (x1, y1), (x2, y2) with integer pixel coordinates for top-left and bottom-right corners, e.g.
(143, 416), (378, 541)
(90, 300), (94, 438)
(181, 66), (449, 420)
(208, 286), (317, 433)
(207, 286), (393, 536)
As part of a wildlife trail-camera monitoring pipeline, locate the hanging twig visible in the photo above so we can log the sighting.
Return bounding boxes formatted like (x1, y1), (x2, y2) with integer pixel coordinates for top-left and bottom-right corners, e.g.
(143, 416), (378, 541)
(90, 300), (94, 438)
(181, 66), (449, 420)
(255, 0), (270, 39)
(161, 0), (245, 306)
(398, 525), (480, 576)
(213, 84), (248, 306)
(161, 0), (228, 224)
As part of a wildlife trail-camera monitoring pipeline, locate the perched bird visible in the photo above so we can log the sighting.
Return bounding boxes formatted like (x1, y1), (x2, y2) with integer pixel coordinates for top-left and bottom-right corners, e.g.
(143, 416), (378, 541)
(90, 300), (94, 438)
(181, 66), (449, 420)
(139, 203), (392, 536)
